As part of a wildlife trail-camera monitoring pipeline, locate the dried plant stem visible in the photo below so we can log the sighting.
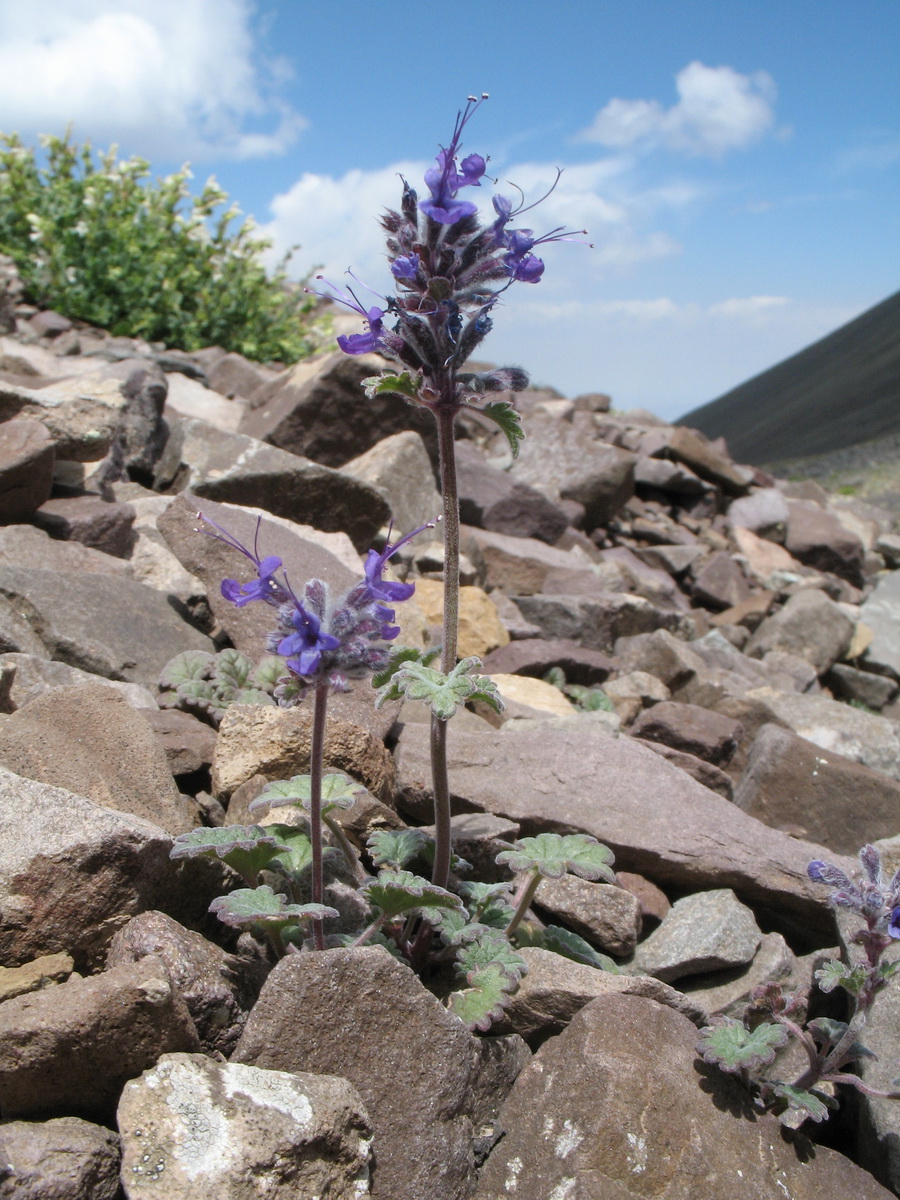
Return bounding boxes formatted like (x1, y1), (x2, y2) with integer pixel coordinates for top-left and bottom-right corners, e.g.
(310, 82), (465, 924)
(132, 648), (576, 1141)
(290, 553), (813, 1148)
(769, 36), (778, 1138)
(431, 403), (460, 890)
(309, 680), (329, 950)
(505, 871), (542, 939)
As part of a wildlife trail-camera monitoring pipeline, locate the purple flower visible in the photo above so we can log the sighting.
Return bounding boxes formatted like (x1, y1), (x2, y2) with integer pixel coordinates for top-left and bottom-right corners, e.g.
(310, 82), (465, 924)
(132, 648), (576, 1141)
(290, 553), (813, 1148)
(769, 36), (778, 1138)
(391, 253), (420, 281)
(308, 275), (387, 356)
(889, 906), (900, 939)
(277, 604), (341, 677)
(508, 253), (545, 284)
(420, 95), (488, 225)
(221, 555), (284, 606)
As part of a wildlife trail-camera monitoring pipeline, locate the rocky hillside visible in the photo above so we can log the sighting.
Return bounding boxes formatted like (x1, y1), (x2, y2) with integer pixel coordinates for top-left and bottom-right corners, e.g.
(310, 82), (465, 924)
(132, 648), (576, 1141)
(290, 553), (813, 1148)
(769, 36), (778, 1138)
(679, 287), (900, 466)
(1, 256), (899, 1198)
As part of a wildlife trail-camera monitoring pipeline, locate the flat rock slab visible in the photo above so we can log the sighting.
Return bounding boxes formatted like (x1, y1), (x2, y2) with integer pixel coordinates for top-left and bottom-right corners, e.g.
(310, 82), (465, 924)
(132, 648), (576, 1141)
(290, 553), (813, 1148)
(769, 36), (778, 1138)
(395, 722), (852, 941)
(117, 1053), (371, 1200)
(860, 568), (900, 679)
(0, 565), (214, 689)
(632, 888), (762, 982)
(0, 767), (222, 969)
(473, 992), (893, 1199)
(233, 946), (480, 1200)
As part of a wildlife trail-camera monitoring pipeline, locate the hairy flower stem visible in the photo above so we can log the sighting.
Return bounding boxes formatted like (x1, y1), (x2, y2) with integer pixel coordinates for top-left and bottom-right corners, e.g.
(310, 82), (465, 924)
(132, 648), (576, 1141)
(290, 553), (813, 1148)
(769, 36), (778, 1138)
(430, 403), (460, 890)
(309, 680), (329, 950)
(323, 813), (366, 883)
(505, 871), (542, 939)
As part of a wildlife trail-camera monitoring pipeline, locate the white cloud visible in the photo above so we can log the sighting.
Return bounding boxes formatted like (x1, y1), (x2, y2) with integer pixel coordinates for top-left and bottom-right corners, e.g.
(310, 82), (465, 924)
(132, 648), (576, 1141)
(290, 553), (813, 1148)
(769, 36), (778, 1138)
(708, 295), (790, 318)
(0, 0), (304, 159)
(577, 61), (776, 157)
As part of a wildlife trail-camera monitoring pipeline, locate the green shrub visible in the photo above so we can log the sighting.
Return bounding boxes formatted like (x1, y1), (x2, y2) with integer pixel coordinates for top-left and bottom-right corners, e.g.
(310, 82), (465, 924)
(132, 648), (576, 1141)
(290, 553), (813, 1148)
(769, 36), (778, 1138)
(0, 130), (325, 362)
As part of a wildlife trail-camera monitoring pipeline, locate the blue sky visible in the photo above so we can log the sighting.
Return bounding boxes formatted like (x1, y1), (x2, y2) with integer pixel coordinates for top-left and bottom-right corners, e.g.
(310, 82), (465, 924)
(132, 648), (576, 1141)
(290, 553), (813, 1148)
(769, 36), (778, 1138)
(0, 0), (897, 421)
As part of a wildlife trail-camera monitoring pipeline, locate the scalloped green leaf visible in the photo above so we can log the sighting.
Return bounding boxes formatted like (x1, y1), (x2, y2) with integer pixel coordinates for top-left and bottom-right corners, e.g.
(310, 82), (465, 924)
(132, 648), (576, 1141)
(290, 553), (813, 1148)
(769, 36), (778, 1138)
(566, 685), (615, 713)
(232, 687), (277, 708)
(360, 870), (464, 921)
(158, 649), (216, 690)
(251, 773), (365, 817)
(170, 824), (289, 882)
(377, 656), (504, 720)
(371, 645), (441, 693)
(770, 1083), (836, 1126)
(431, 908), (493, 946)
(481, 399), (524, 459)
(538, 925), (621, 973)
(458, 881), (516, 928)
(456, 933), (526, 983)
(362, 370), (423, 402)
(496, 832), (616, 882)
(696, 1018), (788, 1074)
(265, 824), (315, 877)
(366, 828), (428, 870)
(448, 964), (519, 1031)
(807, 1017), (849, 1048)
(173, 678), (216, 705)
(209, 884), (337, 929)
(815, 958), (867, 996)
(250, 655), (288, 692)
(214, 647), (254, 691)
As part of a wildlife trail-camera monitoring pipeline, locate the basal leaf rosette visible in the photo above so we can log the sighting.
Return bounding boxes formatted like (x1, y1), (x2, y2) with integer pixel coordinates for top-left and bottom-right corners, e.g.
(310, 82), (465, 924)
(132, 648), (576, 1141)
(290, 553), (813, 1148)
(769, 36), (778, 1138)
(250, 772), (366, 817)
(170, 824), (290, 884)
(496, 832), (616, 882)
(209, 884), (338, 933)
(696, 1016), (788, 1074)
(361, 870), (464, 922)
(366, 828), (429, 870)
(447, 931), (527, 1032)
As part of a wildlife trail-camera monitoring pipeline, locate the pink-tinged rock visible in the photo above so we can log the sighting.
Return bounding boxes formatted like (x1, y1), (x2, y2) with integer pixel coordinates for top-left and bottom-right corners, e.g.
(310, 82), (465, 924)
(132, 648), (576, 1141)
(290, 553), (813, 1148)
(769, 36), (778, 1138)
(661, 424), (753, 494)
(33, 493), (136, 558)
(463, 525), (593, 596)
(534, 875), (642, 956)
(786, 499), (865, 585)
(727, 486), (790, 541)
(394, 720), (853, 940)
(632, 737), (735, 798)
(629, 700), (743, 766)
(28, 310), (72, 338)
(0, 417), (54, 522)
(0, 523), (133, 575)
(745, 587), (854, 673)
(0, 1116), (121, 1200)
(691, 550), (751, 610)
(473, 993), (893, 1200)
(513, 592), (694, 654)
(0, 955), (199, 1120)
(233, 947), (480, 1200)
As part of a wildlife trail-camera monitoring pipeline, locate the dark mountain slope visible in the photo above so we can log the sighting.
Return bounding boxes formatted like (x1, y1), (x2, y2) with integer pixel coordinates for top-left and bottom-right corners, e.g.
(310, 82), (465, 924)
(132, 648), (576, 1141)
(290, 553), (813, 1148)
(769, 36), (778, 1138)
(678, 288), (900, 465)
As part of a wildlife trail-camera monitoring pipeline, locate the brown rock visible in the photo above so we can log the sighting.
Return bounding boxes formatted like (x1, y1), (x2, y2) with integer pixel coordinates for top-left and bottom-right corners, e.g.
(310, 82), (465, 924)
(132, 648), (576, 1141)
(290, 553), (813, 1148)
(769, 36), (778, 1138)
(481, 638), (615, 685)
(663, 424), (753, 494)
(534, 875), (642, 956)
(0, 1116), (121, 1200)
(632, 738), (735, 798)
(207, 350), (278, 399)
(0, 952), (74, 1003)
(629, 700), (743, 767)
(0, 417), (54, 522)
(463, 525), (592, 595)
(514, 592), (694, 653)
(413, 578), (509, 658)
(474, 992), (893, 1200)
(140, 707), (218, 776)
(0, 955), (199, 1120)
(691, 550), (751, 610)
(32, 493), (136, 557)
(233, 946), (479, 1200)
(0, 524), (133, 575)
(786, 499), (865, 585)
(746, 586), (854, 673)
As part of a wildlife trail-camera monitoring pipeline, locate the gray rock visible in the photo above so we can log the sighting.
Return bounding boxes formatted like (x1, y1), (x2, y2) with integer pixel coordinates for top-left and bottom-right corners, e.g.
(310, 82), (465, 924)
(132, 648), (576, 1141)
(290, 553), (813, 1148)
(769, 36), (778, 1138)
(0, 956), (199, 1120)
(662, 424), (753, 493)
(0, 1117), (121, 1200)
(514, 592), (694, 653)
(631, 738), (735, 799)
(691, 551), (751, 610)
(233, 946), (479, 1200)
(395, 720), (845, 940)
(681, 930), (795, 1017)
(0, 767), (222, 969)
(0, 417), (54, 522)
(734, 723), (900, 852)
(207, 349), (279, 399)
(473, 992), (893, 1200)
(860, 568), (900, 680)
(746, 587), (854, 672)
(342, 430), (442, 536)
(0, 372), (128, 461)
(534, 875), (642, 956)
(785, 499), (864, 585)
(463, 525), (592, 596)
(633, 888), (762, 982)
(90, 359), (168, 487)
(629, 700), (742, 766)
(33, 493), (136, 557)
(0, 565), (214, 689)
(140, 708), (217, 776)
(456, 441), (569, 544)
(0, 683), (192, 834)
(117, 1053), (371, 1200)
(727, 486), (790, 541)
(828, 661), (899, 710)
(0, 653), (157, 711)
(0, 523), (134, 575)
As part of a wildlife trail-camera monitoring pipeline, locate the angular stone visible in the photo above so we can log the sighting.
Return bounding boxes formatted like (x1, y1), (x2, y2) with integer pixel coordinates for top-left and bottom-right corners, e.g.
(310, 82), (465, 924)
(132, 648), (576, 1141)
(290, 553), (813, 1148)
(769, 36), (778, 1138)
(859, 568), (900, 680)
(207, 350), (278, 399)
(140, 708), (217, 776)
(634, 455), (710, 496)
(394, 720), (847, 939)
(233, 947), (479, 1200)
(0, 417), (54, 522)
(0, 652), (157, 711)
(107, 911), (252, 1056)
(746, 587), (854, 673)
(456, 441), (568, 544)
(516, 592), (694, 653)
(164, 369), (243, 432)
(126, 494), (205, 601)
(0, 767), (222, 969)
(828, 662), (899, 710)
(632, 738), (735, 799)
(0, 956), (199, 1120)
(413, 578), (509, 659)
(734, 723), (900, 852)
(762, 648), (820, 692)
(492, 948), (705, 1041)
(0, 523), (133, 575)
(154, 417), (390, 551)
(614, 628), (708, 692)
(0, 565), (214, 689)
(727, 486), (790, 540)
(681, 931), (795, 1018)
(474, 992), (893, 1200)
(691, 551), (751, 610)
(662, 424), (753, 494)
(342, 430), (443, 537)
(33, 493), (136, 557)
(0, 372), (127, 460)
(510, 412), (636, 528)
(94, 359), (168, 486)
(633, 888), (762, 982)
(480, 638), (615, 685)
(0, 1116), (121, 1200)
(534, 875), (642, 956)
(485, 673), (577, 720)
(29, 310), (72, 338)
(0, 683), (192, 835)
(0, 951), (73, 1003)
(745, 685), (900, 781)
(239, 349), (437, 466)
(212, 702), (395, 802)
(785, 499), (865, 585)
(634, 542), (705, 577)
(463, 526), (592, 596)
(629, 700), (742, 766)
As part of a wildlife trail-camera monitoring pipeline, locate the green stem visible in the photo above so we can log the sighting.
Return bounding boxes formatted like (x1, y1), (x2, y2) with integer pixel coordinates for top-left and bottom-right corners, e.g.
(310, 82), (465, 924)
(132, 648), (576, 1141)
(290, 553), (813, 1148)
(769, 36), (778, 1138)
(430, 403), (460, 891)
(323, 812), (367, 883)
(309, 680), (329, 950)
(505, 871), (542, 940)
(350, 916), (386, 948)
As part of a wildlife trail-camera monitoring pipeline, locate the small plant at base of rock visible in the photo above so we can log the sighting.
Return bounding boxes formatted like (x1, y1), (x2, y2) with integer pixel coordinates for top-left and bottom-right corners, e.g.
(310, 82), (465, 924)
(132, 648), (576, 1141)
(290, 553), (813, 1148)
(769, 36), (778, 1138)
(543, 665), (615, 713)
(698, 844), (900, 1127)
(157, 647), (284, 725)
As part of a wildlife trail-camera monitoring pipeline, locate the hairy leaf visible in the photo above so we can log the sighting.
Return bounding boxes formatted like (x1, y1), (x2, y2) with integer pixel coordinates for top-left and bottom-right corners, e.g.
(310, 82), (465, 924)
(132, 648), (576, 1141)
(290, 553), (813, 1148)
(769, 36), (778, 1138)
(539, 925), (621, 973)
(209, 884), (337, 929)
(770, 1083), (835, 1126)
(448, 964), (519, 1031)
(367, 828), (429, 870)
(371, 645), (441, 693)
(458, 881), (516, 928)
(158, 650), (215, 690)
(496, 832), (616, 882)
(362, 370), (423, 402)
(251, 773), (365, 816)
(456, 933), (526, 982)
(377, 656), (504, 720)
(431, 908), (495, 946)
(265, 824), (315, 878)
(481, 399), (524, 459)
(696, 1018), (788, 1074)
(214, 647), (254, 690)
(250, 655), (287, 691)
(170, 824), (289, 882)
(360, 870), (463, 921)
(232, 686), (276, 708)
(815, 958), (867, 996)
